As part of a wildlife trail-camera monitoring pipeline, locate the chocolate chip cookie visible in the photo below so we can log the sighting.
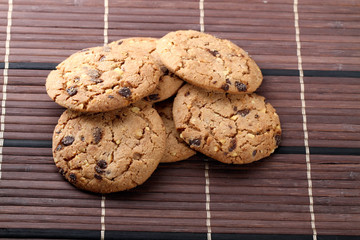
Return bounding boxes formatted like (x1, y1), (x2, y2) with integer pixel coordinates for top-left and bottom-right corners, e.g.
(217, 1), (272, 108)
(173, 84), (281, 164)
(53, 101), (166, 193)
(156, 30), (262, 94)
(155, 99), (196, 163)
(46, 42), (161, 112)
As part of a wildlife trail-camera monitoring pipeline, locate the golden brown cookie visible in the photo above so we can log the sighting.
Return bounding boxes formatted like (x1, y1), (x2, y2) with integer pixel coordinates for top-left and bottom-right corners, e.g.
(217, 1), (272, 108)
(154, 99), (196, 163)
(109, 38), (184, 103)
(46, 42), (161, 112)
(173, 84), (281, 164)
(156, 30), (262, 94)
(52, 101), (166, 193)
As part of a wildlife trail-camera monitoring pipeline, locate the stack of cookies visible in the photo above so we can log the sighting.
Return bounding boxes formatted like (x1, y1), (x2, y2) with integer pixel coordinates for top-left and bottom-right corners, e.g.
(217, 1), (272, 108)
(46, 30), (281, 194)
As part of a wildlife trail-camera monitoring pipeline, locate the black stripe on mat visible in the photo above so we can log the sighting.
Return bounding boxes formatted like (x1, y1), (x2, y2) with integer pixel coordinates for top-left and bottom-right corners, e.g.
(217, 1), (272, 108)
(0, 229), (359, 240)
(1, 62), (360, 78)
(3, 139), (360, 156)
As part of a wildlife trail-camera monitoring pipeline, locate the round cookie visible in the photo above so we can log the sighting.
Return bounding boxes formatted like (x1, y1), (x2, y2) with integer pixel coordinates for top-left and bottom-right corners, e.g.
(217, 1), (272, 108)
(155, 99), (196, 163)
(109, 38), (184, 103)
(156, 30), (262, 94)
(173, 84), (281, 164)
(52, 101), (166, 193)
(46, 41), (161, 112)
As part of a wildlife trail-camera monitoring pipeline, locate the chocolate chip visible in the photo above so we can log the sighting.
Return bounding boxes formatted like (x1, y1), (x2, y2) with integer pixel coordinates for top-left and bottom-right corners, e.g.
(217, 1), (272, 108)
(275, 134), (281, 146)
(208, 49), (219, 57)
(80, 136), (85, 142)
(88, 69), (100, 78)
(93, 127), (103, 144)
(61, 136), (74, 146)
(221, 84), (229, 91)
(160, 66), (169, 75)
(97, 160), (108, 169)
(226, 78), (232, 85)
(117, 40), (123, 45)
(254, 114), (259, 119)
(94, 174), (103, 180)
(118, 87), (131, 98)
(235, 81), (247, 92)
(55, 130), (62, 134)
(95, 165), (104, 174)
(148, 94), (160, 101)
(108, 95), (114, 99)
(184, 91), (190, 97)
(69, 173), (76, 183)
(252, 150), (257, 156)
(212, 81), (217, 84)
(133, 152), (142, 160)
(66, 87), (77, 96)
(233, 106), (238, 111)
(228, 138), (237, 152)
(56, 144), (62, 151)
(189, 138), (201, 146)
(59, 168), (65, 175)
(237, 109), (250, 117)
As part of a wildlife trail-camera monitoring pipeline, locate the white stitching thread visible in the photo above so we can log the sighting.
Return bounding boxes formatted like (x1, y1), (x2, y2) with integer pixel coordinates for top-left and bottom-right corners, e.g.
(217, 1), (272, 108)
(293, 0), (317, 239)
(0, 0), (13, 180)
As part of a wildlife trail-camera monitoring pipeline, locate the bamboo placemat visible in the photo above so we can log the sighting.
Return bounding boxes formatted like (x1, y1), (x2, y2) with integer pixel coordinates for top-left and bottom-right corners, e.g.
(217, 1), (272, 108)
(0, 0), (359, 239)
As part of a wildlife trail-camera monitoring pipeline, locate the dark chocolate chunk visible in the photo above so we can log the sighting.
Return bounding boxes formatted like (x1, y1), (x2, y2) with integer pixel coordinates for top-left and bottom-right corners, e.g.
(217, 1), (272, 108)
(221, 84), (229, 91)
(61, 136), (74, 146)
(226, 78), (232, 85)
(88, 69), (100, 78)
(133, 152), (142, 160)
(93, 127), (103, 144)
(56, 144), (63, 151)
(118, 87), (131, 98)
(148, 94), (160, 101)
(233, 106), (238, 111)
(212, 81), (217, 84)
(252, 150), (257, 156)
(184, 91), (190, 97)
(237, 109), (250, 117)
(235, 81), (247, 92)
(94, 174), (103, 180)
(228, 138), (237, 152)
(69, 173), (76, 182)
(208, 49), (219, 57)
(160, 66), (169, 75)
(108, 95), (114, 99)
(66, 87), (77, 96)
(95, 166), (104, 174)
(254, 114), (259, 119)
(275, 134), (281, 146)
(80, 136), (85, 142)
(59, 168), (65, 176)
(189, 138), (201, 146)
(97, 160), (108, 169)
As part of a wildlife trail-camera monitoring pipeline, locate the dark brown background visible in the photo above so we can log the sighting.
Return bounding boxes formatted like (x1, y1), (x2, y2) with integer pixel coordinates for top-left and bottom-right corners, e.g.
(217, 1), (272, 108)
(0, 0), (359, 239)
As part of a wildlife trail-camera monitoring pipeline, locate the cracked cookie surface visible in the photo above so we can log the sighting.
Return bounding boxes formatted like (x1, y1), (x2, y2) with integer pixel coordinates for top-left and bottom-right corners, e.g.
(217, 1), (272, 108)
(46, 40), (161, 112)
(155, 99), (196, 163)
(53, 101), (166, 193)
(110, 37), (184, 103)
(156, 30), (263, 94)
(173, 84), (281, 164)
